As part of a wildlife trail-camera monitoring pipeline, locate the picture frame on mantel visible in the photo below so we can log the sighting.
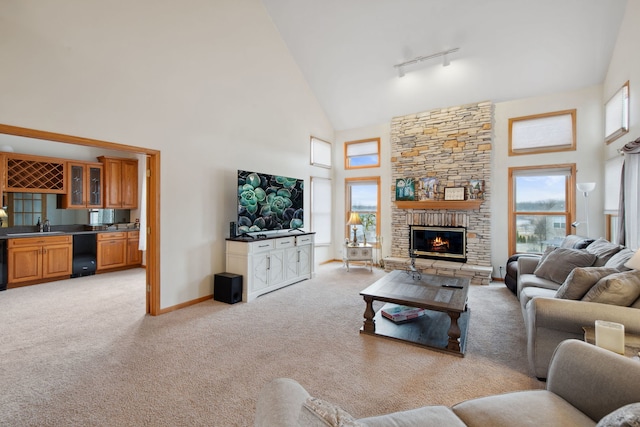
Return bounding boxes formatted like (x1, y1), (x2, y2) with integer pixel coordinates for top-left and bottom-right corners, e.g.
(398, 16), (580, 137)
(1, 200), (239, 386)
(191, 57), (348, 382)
(444, 187), (465, 201)
(396, 178), (415, 201)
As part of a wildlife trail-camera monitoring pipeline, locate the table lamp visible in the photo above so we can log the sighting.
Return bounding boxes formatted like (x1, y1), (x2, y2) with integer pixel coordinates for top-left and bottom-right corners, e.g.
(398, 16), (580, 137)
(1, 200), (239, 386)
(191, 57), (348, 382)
(0, 208), (7, 227)
(346, 212), (362, 245)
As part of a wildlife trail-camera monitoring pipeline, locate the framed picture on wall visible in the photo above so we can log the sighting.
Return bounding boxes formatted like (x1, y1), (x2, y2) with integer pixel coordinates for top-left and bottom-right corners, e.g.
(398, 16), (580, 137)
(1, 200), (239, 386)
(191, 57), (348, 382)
(468, 180), (485, 200)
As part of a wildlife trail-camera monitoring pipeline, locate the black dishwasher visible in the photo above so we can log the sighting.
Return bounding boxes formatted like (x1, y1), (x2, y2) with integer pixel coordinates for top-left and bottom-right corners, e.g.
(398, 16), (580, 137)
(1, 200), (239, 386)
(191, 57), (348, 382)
(72, 234), (97, 278)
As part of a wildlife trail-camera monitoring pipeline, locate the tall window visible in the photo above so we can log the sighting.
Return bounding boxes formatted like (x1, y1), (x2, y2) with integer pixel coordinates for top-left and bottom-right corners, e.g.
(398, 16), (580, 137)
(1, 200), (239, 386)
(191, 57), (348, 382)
(345, 177), (380, 244)
(310, 177), (331, 245)
(605, 81), (629, 144)
(508, 164), (576, 255)
(344, 138), (380, 169)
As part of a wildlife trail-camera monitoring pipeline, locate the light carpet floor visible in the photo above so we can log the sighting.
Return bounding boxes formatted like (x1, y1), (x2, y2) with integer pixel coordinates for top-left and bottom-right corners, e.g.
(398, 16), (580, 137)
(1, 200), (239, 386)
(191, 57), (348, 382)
(0, 263), (543, 426)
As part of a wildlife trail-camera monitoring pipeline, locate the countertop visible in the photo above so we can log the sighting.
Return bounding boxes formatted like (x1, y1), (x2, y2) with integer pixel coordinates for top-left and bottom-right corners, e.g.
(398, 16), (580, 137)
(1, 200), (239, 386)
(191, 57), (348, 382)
(0, 227), (140, 240)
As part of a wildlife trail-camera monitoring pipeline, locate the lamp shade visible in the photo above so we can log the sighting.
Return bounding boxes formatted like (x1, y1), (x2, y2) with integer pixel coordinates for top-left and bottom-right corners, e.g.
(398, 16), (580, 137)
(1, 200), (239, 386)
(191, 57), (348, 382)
(624, 249), (640, 270)
(346, 212), (362, 226)
(576, 182), (596, 193)
(0, 208), (7, 219)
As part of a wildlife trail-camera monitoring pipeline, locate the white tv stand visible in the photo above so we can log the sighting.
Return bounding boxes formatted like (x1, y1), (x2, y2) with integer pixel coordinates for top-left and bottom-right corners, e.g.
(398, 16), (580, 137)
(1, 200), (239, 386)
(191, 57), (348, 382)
(225, 232), (315, 302)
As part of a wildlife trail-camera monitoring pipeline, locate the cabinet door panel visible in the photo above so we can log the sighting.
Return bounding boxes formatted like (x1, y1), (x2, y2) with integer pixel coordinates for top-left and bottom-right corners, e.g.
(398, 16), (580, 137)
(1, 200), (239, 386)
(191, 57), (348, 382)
(103, 158), (122, 208)
(121, 160), (138, 209)
(298, 245), (311, 276)
(8, 247), (42, 283)
(284, 247), (298, 280)
(87, 165), (103, 208)
(97, 239), (127, 269)
(251, 255), (269, 291)
(269, 249), (285, 285)
(42, 244), (73, 278)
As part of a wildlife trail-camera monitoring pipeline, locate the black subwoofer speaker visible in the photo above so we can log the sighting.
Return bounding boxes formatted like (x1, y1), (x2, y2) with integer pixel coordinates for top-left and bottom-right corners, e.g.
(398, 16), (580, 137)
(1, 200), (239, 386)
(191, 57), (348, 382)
(214, 273), (242, 304)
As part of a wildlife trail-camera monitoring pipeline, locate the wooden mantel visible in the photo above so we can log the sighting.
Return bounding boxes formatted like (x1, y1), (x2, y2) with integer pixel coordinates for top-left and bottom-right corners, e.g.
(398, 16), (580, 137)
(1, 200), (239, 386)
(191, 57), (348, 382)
(394, 200), (483, 210)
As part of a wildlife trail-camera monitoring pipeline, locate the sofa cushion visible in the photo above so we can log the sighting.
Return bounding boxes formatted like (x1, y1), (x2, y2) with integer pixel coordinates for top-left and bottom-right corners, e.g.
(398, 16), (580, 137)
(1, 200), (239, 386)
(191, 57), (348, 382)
(582, 270), (640, 306)
(533, 248), (597, 284)
(555, 267), (620, 300)
(604, 248), (635, 271)
(301, 397), (364, 427)
(585, 238), (623, 267)
(359, 406), (466, 427)
(452, 390), (595, 427)
(596, 402), (640, 427)
(520, 287), (557, 312)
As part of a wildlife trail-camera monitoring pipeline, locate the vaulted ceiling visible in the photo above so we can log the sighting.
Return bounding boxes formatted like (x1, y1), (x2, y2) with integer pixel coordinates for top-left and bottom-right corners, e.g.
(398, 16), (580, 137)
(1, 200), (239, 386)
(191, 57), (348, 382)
(262, 0), (628, 130)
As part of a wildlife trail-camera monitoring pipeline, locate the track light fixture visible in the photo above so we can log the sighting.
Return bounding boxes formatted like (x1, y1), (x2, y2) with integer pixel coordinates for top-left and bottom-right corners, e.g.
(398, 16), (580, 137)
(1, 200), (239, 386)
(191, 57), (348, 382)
(394, 47), (459, 77)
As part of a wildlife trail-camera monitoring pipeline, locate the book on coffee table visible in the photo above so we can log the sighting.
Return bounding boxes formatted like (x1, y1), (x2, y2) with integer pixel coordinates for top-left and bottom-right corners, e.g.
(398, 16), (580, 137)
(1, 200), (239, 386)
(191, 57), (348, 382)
(381, 303), (426, 323)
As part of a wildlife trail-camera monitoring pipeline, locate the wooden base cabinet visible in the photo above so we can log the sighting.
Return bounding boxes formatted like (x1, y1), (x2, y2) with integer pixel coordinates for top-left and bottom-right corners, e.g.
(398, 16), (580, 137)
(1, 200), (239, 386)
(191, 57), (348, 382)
(97, 232), (127, 270)
(226, 233), (314, 302)
(126, 230), (142, 266)
(8, 235), (73, 285)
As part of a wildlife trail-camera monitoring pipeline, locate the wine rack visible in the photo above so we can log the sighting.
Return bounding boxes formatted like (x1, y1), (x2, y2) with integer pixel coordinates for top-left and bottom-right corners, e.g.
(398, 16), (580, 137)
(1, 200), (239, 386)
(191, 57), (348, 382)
(5, 155), (66, 193)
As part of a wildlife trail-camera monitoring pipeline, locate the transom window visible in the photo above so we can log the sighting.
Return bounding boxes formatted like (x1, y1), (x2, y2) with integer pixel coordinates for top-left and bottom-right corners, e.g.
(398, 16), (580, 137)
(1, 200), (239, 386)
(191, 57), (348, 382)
(344, 138), (380, 169)
(508, 164), (576, 255)
(509, 110), (576, 156)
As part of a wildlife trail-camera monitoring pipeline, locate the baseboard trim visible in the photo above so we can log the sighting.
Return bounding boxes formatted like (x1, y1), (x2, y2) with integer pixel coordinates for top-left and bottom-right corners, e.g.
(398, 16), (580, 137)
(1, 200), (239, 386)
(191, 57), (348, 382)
(159, 294), (212, 314)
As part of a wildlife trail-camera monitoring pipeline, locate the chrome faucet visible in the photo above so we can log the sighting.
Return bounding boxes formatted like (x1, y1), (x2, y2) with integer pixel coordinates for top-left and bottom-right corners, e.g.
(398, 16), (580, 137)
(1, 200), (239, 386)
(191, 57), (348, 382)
(43, 219), (51, 232)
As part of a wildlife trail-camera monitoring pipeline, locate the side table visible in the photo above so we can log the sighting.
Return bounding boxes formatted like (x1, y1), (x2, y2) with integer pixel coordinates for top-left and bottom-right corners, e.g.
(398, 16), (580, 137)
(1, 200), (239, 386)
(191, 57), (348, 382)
(343, 243), (373, 272)
(583, 326), (640, 361)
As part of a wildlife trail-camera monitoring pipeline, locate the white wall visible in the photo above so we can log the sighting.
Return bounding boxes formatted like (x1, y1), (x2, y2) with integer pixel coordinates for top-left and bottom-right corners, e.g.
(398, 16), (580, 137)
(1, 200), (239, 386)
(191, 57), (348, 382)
(334, 123), (392, 262)
(492, 85), (604, 277)
(0, 0), (334, 309)
(604, 1), (640, 159)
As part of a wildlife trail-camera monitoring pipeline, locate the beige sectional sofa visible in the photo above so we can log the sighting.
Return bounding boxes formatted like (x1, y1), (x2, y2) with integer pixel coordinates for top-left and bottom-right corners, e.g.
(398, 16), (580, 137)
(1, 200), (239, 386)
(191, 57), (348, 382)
(254, 340), (640, 426)
(516, 236), (640, 379)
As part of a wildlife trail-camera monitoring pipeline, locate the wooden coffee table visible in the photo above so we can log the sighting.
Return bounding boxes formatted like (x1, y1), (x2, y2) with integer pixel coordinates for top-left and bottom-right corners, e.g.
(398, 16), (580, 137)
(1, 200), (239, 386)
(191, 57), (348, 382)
(359, 270), (470, 356)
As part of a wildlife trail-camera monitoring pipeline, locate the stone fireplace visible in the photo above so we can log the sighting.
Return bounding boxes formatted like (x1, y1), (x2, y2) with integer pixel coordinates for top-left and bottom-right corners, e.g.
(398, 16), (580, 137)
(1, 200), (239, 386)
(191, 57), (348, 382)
(384, 101), (493, 285)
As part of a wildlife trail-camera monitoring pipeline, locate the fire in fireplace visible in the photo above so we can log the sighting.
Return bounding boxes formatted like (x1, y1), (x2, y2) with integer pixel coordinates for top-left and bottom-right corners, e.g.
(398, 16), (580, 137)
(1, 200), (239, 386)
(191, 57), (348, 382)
(410, 225), (467, 262)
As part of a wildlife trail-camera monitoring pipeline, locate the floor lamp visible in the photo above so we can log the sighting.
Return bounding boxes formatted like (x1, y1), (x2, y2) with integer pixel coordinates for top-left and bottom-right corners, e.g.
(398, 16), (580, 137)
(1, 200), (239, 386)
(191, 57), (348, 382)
(576, 182), (596, 237)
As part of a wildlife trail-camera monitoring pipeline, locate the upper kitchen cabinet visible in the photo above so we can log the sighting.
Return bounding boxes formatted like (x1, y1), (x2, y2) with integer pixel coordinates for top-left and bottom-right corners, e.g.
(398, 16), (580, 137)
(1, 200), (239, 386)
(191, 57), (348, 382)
(98, 156), (138, 209)
(58, 161), (103, 209)
(3, 153), (66, 193)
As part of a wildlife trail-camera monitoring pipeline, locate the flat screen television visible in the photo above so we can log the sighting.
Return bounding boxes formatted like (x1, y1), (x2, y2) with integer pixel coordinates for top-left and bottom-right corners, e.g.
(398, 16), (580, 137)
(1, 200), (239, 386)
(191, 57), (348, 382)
(237, 169), (304, 234)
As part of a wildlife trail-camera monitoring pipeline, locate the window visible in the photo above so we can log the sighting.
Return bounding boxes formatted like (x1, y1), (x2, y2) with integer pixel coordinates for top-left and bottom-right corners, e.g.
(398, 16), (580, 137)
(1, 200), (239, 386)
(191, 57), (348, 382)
(310, 177), (331, 245)
(310, 137), (332, 168)
(9, 193), (44, 226)
(344, 138), (380, 169)
(605, 81), (629, 144)
(509, 110), (576, 156)
(508, 164), (576, 255)
(345, 177), (380, 244)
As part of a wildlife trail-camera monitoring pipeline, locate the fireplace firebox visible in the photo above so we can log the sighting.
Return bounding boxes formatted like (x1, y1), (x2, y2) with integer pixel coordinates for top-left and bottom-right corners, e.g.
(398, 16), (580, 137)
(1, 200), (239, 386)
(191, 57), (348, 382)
(410, 225), (467, 262)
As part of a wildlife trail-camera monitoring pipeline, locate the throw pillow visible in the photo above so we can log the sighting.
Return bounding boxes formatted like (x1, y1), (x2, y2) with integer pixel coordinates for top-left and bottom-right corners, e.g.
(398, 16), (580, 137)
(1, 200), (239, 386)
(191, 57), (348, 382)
(560, 235), (594, 249)
(605, 248), (636, 271)
(596, 402), (640, 427)
(582, 270), (640, 306)
(533, 248), (596, 284)
(302, 397), (365, 427)
(586, 238), (624, 267)
(555, 267), (619, 300)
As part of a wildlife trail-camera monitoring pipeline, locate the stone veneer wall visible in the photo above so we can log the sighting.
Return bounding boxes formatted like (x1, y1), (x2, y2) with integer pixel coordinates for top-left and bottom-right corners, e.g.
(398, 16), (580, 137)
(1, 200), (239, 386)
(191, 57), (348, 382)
(390, 101), (493, 273)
